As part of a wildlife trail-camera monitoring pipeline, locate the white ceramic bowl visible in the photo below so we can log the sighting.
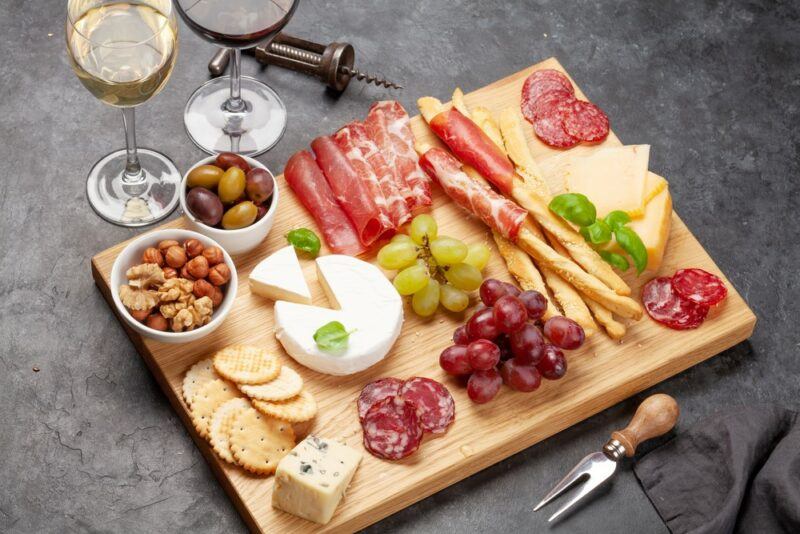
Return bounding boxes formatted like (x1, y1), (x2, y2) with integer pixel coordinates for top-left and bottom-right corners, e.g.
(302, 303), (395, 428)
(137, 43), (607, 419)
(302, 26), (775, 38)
(179, 154), (279, 255)
(110, 229), (238, 343)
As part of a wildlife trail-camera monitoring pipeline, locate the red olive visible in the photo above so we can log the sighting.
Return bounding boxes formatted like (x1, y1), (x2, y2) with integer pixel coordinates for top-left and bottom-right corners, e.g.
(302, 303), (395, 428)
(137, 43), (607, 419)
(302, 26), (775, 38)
(186, 187), (223, 226)
(245, 168), (274, 204)
(215, 152), (251, 173)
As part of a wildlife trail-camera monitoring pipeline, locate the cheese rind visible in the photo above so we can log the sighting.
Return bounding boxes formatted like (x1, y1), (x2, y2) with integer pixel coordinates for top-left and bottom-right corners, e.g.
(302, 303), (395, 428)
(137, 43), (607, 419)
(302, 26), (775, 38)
(272, 436), (362, 525)
(249, 246), (311, 304)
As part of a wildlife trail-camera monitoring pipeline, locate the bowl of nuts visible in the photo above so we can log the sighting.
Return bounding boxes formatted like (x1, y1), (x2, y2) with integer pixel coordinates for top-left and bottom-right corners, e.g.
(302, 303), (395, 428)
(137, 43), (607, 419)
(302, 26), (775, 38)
(110, 229), (238, 343)
(179, 152), (279, 255)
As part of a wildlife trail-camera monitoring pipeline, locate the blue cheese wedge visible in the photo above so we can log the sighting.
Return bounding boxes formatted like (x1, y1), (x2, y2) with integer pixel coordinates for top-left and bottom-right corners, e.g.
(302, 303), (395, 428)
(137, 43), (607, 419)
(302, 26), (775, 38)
(272, 436), (362, 525)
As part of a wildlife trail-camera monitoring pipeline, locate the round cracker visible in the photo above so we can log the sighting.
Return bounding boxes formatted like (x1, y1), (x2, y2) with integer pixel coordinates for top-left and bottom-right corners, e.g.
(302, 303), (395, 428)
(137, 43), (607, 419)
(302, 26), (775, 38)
(239, 366), (303, 402)
(182, 358), (217, 406)
(252, 390), (317, 423)
(209, 398), (250, 465)
(230, 407), (295, 475)
(213, 345), (280, 385)
(190, 379), (241, 439)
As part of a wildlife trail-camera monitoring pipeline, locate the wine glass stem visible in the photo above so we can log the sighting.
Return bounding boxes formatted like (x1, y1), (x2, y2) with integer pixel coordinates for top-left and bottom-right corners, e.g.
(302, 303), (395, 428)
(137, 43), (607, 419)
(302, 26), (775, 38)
(121, 106), (143, 182)
(225, 48), (246, 113)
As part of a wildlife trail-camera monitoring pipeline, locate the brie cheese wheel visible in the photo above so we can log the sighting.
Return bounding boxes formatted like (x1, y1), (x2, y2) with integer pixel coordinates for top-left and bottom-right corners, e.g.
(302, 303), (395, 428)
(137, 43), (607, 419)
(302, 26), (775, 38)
(249, 246), (312, 304)
(274, 255), (403, 375)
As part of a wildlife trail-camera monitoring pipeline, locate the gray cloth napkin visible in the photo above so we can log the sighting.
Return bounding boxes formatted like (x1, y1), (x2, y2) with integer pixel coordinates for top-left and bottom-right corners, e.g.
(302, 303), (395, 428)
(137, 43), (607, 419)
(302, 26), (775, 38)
(634, 404), (800, 534)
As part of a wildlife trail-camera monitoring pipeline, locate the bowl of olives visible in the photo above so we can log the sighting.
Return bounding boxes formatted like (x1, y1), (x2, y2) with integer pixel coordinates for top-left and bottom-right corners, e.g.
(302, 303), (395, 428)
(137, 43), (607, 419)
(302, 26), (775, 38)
(179, 152), (279, 255)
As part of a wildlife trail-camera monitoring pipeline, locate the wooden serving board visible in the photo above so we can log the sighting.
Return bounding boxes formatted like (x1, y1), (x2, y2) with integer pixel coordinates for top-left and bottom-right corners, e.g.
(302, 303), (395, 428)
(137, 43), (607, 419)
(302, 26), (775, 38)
(91, 58), (756, 533)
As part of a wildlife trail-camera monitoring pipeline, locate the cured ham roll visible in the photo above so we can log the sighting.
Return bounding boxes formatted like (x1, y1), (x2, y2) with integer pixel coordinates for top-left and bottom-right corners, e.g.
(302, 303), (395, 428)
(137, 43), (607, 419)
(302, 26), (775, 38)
(365, 101), (432, 211)
(335, 121), (411, 228)
(311, 135), (392, 247)
(283, 150), (365, 256)
(428, 107), (517, 196)
(419, 148), (526, 241)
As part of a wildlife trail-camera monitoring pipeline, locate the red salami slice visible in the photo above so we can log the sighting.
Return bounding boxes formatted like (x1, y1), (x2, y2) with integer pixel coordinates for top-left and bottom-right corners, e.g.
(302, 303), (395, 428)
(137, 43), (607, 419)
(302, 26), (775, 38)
(533, 112), (580, 148)
(525, 89), (576, 122)
(672, 268), (728, 306)
(399, 377), (455, 434)
(563, 100), (610, 143)
(522, 69), (574, 106)
(357, 377), (404, 422)
(642, 277), (709, 330)
(361, 396), (423, 460)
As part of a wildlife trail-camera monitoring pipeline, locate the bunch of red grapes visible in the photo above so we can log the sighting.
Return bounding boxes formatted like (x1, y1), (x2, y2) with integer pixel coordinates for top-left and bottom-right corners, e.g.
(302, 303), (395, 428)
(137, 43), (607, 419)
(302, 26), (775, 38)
(439, 279), (586, 403)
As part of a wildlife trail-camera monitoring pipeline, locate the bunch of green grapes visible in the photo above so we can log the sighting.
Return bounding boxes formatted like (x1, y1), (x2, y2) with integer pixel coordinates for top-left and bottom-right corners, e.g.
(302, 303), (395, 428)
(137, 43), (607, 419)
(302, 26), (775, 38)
(377, 214), (491, 317)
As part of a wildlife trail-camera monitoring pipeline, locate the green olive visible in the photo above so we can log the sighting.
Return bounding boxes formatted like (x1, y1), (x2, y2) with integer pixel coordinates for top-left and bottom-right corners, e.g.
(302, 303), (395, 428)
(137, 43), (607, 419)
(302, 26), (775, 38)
(222, 201), (258, 229)
(218, 167), (246, 204)
(187, 164), (224, 189)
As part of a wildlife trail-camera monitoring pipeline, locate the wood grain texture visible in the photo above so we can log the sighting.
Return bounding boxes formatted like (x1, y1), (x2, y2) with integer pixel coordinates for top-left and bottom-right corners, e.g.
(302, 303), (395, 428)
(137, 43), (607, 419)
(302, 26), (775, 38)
(90, 58), (756, 533)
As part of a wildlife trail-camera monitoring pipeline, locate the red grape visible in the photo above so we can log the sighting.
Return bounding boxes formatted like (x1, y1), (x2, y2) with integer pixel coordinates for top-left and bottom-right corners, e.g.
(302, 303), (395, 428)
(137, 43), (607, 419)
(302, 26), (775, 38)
(440, 345), (472, 375)
(503, 282), (521, 298)
(479, 279), (511, 306)
(453, 325), (470, 346)
(537, 344), (567, 380)
(519, 290), (548, 321)
(466, 339), (501, 370)
(466, 307), (500, 340)
(467, 369), (502, 403)
(500, 359), (542, 392)
(509, 322), (544, 365)
(493, 295), (528, 334)
(543, 316), (585, 350)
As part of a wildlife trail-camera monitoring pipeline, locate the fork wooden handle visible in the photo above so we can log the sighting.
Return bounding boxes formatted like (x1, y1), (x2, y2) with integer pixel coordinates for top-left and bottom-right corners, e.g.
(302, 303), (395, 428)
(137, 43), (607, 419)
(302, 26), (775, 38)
(611, 394), (679, 457)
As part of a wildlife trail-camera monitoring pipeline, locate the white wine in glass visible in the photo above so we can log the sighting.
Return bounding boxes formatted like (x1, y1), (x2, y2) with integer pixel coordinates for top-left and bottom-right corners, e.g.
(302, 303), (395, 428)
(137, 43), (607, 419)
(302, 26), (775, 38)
(67, 0), (181, 227)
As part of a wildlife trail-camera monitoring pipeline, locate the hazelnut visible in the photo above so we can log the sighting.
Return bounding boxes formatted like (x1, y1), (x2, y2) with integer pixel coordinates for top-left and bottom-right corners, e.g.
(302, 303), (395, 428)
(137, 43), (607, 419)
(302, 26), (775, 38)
(180, 265), (196, 281)
(162, 267), (178, 279)
(186, 256), (209, 279)
(130, 308), (151, 322)
(202, 246), (224, 266)
(210, 286), (224, 308)
(142, 247), (164, 267)
(145, 313), (169, 331)
(184, 238), (204, 258)
(157, 239), (180, 255)
(208, 263), (231, 286)
(193, 279), (215, 299)
(165, 245), (187, 268)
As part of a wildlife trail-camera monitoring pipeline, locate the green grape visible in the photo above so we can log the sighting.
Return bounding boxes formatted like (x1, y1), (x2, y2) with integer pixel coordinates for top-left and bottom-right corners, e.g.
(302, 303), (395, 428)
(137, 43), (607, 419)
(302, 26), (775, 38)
(377, 242), (419, 270)
(412, 279), (440, 317)
(429, 236), (468, 265)
(393, 264), (430, 295)
(439, 284), (469, 312)
(445, 262), (483, 291)
(391, 233), (415, 246)
(409, 214), (438, 245)
(464, 242), (491, 270)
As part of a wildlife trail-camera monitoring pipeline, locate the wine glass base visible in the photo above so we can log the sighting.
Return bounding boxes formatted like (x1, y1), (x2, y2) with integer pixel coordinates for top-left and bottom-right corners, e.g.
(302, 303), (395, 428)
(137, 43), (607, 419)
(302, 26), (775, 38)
(86, 148), (181, 227)
(183, 75), (287, 156)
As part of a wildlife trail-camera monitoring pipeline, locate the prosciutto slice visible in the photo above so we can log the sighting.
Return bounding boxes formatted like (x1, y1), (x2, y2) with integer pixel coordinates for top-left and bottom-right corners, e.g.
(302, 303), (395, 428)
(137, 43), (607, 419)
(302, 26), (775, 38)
(333, 123), (396, 235)
(311, 135), (392, 247)
(428, 108), (517, 196)
(419, 148), (526, 240)
(365, 101), (432, 210)
(335, 121), (411, 227)
(283, 151), (365, 255)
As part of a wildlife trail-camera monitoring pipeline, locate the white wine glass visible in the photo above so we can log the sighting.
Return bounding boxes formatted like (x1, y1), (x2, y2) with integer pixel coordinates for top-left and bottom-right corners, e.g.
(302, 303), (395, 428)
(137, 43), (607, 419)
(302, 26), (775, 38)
(175, 0), (298, 156)
(67, 0), (181, 227)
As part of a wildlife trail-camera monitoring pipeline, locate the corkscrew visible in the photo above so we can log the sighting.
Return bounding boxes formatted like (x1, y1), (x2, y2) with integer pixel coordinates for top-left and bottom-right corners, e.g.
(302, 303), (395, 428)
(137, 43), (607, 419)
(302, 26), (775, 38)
(208, 34), (402, 92)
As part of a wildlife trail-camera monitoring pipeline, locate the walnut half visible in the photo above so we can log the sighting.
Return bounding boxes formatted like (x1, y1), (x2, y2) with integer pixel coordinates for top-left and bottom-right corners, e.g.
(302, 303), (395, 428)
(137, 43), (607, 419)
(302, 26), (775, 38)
(126, 264), (165, 289)
(119, 285), (159, 311)
(171, 296), (214, 332)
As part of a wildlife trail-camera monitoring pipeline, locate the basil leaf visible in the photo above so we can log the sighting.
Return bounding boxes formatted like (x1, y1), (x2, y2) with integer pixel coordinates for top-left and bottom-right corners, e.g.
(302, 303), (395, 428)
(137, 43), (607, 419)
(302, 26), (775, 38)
(313, 321), (352, 352)
(614, 227), (648, 274)
(599, 250), (630, 271)
(580, 219), (612, 245)
(604, 210), (631, 231)
(549, 194), (597, 227)
(287, 228), (321, 258)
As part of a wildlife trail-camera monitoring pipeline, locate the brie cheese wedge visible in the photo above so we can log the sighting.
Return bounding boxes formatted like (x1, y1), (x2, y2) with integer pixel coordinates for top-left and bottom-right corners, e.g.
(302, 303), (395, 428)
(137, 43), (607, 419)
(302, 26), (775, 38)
(249, 246), (312, 304)
(274, 255), (403, 375)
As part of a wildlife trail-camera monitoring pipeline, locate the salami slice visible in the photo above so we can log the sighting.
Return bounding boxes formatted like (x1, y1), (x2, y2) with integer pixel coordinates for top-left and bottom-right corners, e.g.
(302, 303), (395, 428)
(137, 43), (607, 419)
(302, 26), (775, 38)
(361, 396), (423, 461)
(357, 377), (404, 422)
(527, 89), (576, 121)
(533, 112), (580, 148)
(642, 277), (709, 330)
(399, 377), (455, 434)
(522, 69), (574, 105)
(563, 100), (610, 143)
(672, 268), (728, 306)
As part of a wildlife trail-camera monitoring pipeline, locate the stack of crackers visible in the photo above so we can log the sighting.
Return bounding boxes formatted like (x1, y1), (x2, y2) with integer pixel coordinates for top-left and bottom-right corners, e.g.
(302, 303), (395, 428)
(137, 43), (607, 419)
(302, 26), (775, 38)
(182, 345), (317, 475)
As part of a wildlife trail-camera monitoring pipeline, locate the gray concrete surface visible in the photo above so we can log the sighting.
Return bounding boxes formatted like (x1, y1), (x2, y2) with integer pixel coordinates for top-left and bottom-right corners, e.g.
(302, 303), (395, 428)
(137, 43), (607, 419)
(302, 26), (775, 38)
(1, 0), (797, 532)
